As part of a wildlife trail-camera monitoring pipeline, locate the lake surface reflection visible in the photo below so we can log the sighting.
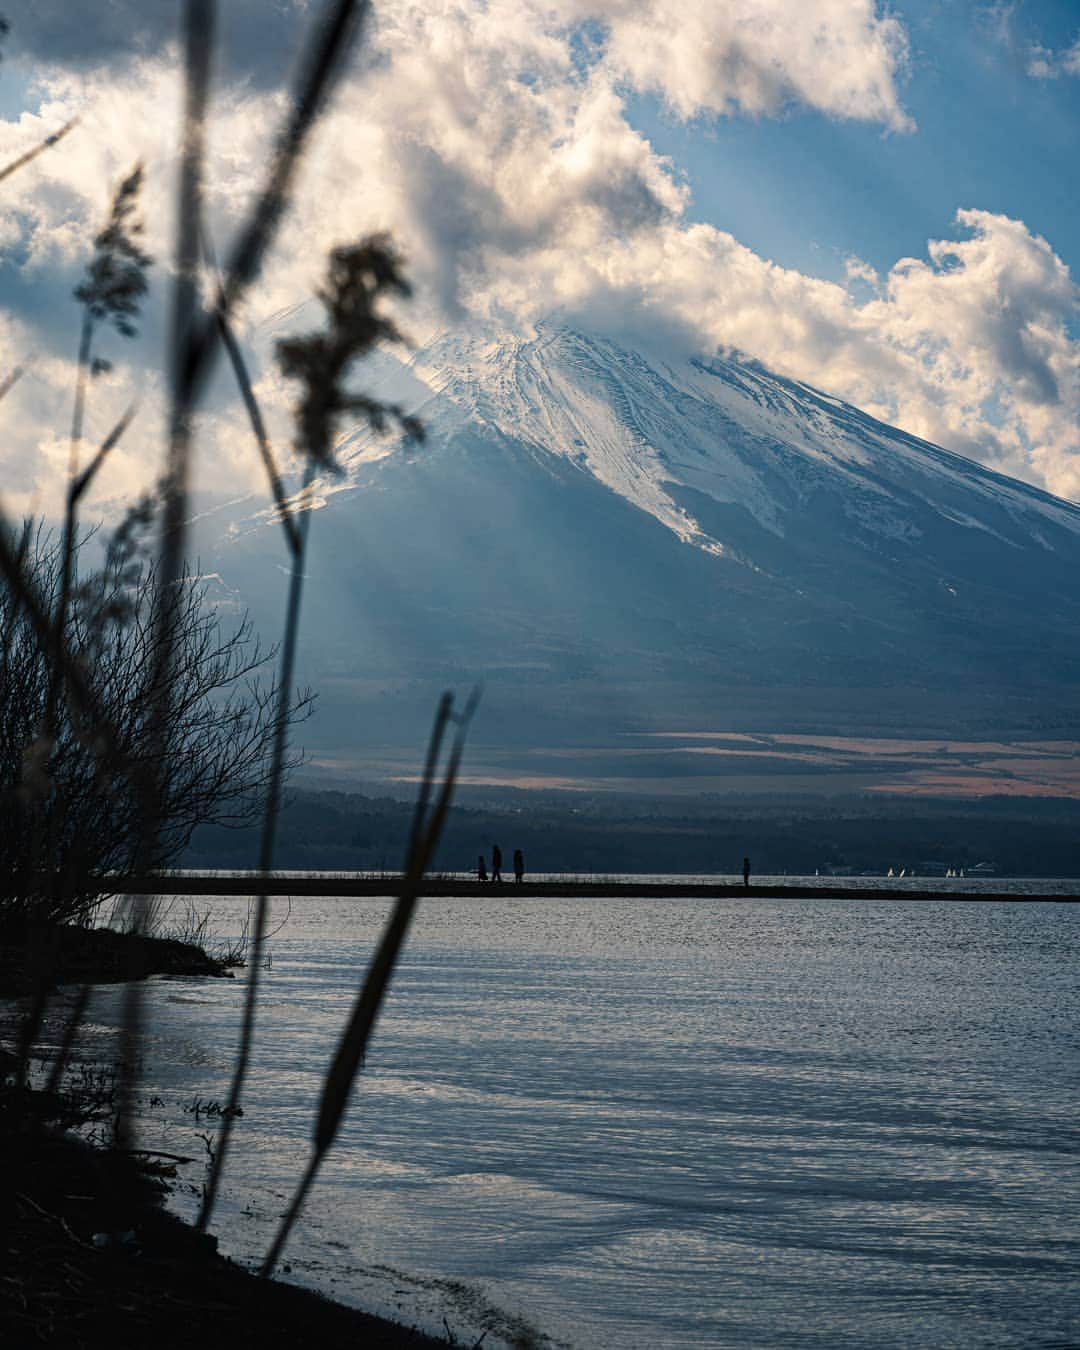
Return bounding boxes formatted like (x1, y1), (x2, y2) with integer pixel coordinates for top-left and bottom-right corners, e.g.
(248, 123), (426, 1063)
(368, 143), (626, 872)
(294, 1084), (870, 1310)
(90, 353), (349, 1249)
(81, 893), (1079, 1348)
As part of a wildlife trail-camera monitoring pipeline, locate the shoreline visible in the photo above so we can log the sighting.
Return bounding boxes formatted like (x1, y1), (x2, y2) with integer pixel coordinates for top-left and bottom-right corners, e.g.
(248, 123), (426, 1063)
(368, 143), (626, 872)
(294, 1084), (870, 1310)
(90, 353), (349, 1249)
(2, 1112), (450, 1350)
(97, 874), (1079, 903)
(0, 920), (232, 1000)
(0, 924), (450, 1349)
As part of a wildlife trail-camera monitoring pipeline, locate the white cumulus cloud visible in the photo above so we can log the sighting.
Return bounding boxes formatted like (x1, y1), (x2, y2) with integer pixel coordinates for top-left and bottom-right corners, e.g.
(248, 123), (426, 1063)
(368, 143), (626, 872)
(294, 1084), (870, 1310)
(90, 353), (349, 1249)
(0, 0), (1078, 517)
(570, 0), (914, 129)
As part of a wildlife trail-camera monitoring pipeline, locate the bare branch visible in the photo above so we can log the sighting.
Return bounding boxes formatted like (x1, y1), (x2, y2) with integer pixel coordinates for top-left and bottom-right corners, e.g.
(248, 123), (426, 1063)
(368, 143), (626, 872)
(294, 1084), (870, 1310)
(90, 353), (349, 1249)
(0, 511), (133, 786)
(0, 528), (312, 923)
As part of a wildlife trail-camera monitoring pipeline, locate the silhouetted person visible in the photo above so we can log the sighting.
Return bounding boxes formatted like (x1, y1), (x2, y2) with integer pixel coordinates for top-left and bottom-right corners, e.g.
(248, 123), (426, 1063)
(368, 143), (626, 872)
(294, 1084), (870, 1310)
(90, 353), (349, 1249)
(477, 855), (488, 883)
(742, 856), (751, 888)
(513, 848), (524, 883)
(491, 843), (502, 882)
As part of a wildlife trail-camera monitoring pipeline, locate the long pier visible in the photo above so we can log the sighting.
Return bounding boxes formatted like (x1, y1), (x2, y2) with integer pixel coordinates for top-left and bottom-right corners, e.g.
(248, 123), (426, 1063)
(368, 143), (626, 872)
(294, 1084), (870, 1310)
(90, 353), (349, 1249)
(99, 874), (1078, 903)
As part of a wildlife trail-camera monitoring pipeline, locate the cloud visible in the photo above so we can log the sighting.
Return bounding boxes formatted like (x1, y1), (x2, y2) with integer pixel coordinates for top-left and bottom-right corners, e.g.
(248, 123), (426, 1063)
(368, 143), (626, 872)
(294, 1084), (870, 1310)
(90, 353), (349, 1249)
(564, 212), (1078, 497)
(843, 255), (881, 290)
(0, 0), (1078, 519)
(1026, 35), (1080, 79)
(6, 0), (913, 131)
(571, 0), (914, 130)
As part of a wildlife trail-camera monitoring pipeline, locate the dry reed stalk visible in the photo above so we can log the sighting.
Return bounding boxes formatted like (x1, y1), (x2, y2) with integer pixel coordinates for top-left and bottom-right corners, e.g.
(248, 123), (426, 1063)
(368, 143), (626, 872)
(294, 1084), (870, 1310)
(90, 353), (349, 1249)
(0, 116), (78, 184)
(180, 0), (370, 414)
(196, 463), (313, 1230)
(43, 983), (91, 1099)
(0, 365), (23, 401)
(50, 401), (139, 719)
(33, 403), (138, 963)
(198, 95), (418, 1231)
(49, 162), (150, 757)
(68, 406), (139, 503)
(0, 0), (384, 1209)
(201, 226), (301, 554)
(261, 688), (479, 1276)
(114, 0), (216, 1150)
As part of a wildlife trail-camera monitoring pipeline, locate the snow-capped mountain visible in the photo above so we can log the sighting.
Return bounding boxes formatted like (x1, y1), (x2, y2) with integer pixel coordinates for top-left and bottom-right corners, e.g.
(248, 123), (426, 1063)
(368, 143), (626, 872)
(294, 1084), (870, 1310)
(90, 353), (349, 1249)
(404, 325), (1080, 562)
(207, 323), (1080, 779)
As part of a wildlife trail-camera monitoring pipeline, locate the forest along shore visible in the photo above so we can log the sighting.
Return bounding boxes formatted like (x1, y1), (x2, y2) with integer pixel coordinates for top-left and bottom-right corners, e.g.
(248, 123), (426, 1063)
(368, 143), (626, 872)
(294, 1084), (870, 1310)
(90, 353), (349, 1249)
(0, 925), (449, 1349)
(94, 874), (1080, 902)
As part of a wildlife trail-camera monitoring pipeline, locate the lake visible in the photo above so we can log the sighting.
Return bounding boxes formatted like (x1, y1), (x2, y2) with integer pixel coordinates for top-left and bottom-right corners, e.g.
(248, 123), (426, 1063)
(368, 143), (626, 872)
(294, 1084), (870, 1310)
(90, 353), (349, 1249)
(75, 890), (1079, 1348)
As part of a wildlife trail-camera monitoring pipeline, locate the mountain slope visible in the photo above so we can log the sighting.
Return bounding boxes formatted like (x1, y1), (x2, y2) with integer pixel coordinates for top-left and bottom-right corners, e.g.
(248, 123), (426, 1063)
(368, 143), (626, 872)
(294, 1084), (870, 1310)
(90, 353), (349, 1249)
(205, 323), (1080, 786)
(402, 325), (1080, 561)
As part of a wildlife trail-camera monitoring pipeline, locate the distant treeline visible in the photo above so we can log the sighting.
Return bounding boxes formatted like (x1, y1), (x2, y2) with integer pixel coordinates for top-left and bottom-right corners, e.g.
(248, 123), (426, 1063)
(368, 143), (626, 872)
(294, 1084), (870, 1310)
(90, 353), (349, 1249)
(182, 786), (1080, 877)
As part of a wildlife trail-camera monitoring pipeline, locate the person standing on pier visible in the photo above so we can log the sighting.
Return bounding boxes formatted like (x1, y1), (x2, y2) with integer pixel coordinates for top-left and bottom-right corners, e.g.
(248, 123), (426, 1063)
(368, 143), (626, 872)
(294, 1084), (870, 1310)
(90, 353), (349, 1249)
(478, 855), (488, 883)
(491, 843), (503, 882)
(514, 848), (525, 883)
(743, 856), (751, 888)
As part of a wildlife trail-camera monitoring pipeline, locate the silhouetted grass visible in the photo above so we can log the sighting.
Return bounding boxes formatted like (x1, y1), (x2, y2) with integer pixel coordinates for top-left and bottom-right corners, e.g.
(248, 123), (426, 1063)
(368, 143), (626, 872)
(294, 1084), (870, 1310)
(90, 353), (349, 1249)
(1, 0), (477, 1321)
(0, 115), (78, 185)
(263, 688), (478, 1274)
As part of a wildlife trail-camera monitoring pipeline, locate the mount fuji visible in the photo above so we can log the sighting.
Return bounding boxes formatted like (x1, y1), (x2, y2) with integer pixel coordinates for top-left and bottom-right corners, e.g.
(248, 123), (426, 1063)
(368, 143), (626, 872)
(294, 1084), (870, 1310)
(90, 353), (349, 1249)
(202, 323), (1080, 791)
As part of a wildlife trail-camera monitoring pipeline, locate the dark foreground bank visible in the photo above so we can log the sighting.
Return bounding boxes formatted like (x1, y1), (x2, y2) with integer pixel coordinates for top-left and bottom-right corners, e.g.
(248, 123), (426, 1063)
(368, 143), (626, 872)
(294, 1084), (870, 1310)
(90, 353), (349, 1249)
(0, 920), (231, 998)
(1, 926), (449, 1350)
(2, 1114), (448, 1349)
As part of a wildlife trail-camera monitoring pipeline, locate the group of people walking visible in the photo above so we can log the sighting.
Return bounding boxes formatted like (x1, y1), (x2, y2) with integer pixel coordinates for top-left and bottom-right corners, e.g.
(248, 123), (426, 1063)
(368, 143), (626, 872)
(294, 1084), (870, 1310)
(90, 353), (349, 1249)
(478, 844), (525, 883)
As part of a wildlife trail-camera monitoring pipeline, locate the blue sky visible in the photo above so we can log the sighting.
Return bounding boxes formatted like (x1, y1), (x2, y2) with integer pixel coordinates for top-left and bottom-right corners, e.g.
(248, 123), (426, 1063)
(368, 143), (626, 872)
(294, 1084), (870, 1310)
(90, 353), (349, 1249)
(0, 0), (1077, 516)
(632, 0), (1080, 287)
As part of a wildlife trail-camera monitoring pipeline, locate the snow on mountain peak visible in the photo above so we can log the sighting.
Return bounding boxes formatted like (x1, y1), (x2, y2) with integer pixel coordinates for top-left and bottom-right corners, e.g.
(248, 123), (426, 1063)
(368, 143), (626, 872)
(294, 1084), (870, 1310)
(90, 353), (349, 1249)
(397, 321), (1080, 565)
